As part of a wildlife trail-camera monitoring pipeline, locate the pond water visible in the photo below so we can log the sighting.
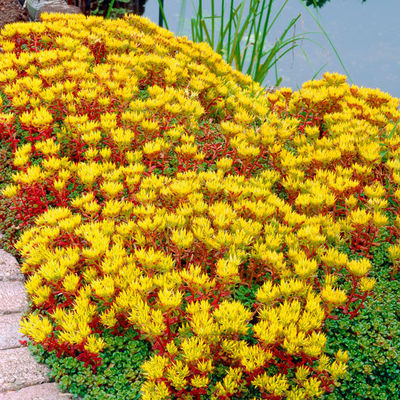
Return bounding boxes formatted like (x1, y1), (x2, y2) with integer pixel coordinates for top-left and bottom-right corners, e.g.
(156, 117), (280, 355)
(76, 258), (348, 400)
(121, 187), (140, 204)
(142, 0), (400, 98)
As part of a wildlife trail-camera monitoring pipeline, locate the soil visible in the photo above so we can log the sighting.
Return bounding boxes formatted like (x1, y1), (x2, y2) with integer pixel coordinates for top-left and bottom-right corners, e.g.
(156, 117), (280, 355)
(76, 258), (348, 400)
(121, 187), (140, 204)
(0, 0), (29, 31)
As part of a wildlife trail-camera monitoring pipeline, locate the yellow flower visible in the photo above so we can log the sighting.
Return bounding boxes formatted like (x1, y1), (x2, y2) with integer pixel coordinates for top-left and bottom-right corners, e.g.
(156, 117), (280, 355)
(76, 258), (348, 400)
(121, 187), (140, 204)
(372, 211), (388, 227)
(181, 337), (210, 363)
(166, 360), (189, 390)
(175, 143), (198, 157)
(252, 373), (289, 396)
(213, 300), (252, 336)
(303, 377), (323, 398)
(91, 276), (115, 299)
(239, 344), (273, 372)
(1, 184), (19, 198)
(213, 367), (243, 398)
(256, 281), (280, 304)
(142, 355), (170, 380)
(191, 375), (210, 388)
(329, 361), (347, 381)
(171, 228), (194, 249)
(335, 349), (349, 363)
(141, 119), (159, 134)
(294, 257), (319, 278)
(220, 121), (242, 138)
(141, 380), (170, 400)
(347, 258), (372, 277)
(295, 366), (310, 382)
(100, 181), (124, 199)
(165, 341), (178, 355)
(63, 273), (80, 292)
(100, 147), (112, 160)
(215, 256), (241, 283)
(157, 288), (183, 310)
(32, 285), (52, 305)
(84, 335), (106, 354)
(20, 314), (53, 343)
(359, 276), (376, 292)
(321, 285), (347, 306)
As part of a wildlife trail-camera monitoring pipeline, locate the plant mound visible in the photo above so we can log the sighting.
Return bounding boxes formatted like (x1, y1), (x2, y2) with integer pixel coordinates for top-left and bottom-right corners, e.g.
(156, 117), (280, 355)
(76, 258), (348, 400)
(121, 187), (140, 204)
(0, 13), (400, 400)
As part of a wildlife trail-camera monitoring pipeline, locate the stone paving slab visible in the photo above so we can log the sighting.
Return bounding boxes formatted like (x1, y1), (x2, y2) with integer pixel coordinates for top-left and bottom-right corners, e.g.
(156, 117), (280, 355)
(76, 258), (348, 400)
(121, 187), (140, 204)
(0, 382), (73, 400)
(0, 250), (23, 282)
(0, 314), (26, 350)
(0, 347), (50, 392)
(0, 239), (79, 399)
(37, 3), (82, 21)
(25, 0), (82, 21)
(0, 282), (27, 315)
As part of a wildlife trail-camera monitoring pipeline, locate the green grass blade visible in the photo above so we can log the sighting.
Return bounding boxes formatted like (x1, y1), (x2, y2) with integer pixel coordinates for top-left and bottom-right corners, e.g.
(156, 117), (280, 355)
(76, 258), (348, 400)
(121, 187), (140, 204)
(199, 0), (203, 42)
(227, 0), (234, 59)
(177, 0), (187, 35)
(240, 0), (263, 71)
(211, 0), (215, 48)
(227, 2), (245, 64)
(156, 0), (169, 30)
(256, 43), (300, 83)
(299, 45), (327, 80)
(228, 1), (259, 66)
(201, 19), (213, 46)
(387, 118), (400, 140)
(216, 0), (225, 53)
(298, 0), (352, 81)
(254, 0), (287, 77)
(248, 0), (268, 74)
(105, 0), (116, 18)
(253, 14), (301, 82)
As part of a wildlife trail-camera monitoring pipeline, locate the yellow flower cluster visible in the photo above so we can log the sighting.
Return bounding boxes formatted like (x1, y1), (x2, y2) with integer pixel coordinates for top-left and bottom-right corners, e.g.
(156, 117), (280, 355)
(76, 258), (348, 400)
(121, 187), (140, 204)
(0, 12), (399, 400)
(16, 168), (355, 396)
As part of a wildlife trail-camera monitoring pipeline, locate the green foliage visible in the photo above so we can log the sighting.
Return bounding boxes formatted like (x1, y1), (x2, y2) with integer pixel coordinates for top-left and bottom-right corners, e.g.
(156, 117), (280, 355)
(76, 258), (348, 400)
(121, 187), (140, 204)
(306, 0), (366, 7)
(323, 259), (400, 399)
(26, 267), (400, 400)
(29, 329), (151, 400)
(230, 239), (400, 400)
(232, 282), (259, 309)
(94, 0), (147, 19)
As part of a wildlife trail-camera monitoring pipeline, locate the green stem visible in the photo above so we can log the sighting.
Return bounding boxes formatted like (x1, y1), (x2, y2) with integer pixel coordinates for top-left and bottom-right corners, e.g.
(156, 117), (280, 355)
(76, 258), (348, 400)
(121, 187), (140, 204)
(227, 0), (234, 59)
(105, 0), (116, 19)
(247, 0), (268, 74)
(253, 0), (275, 78)
(216, 0), (224, 53)
(211, 0), (215, 49)
(157, 0), (169, 30)
(298, 0), (352, 81)
(240, 0), (261, 71)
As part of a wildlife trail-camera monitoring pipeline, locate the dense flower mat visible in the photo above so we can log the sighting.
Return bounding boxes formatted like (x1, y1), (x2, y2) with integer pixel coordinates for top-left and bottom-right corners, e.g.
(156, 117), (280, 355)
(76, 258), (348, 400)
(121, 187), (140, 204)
(0, 13), (399, 400)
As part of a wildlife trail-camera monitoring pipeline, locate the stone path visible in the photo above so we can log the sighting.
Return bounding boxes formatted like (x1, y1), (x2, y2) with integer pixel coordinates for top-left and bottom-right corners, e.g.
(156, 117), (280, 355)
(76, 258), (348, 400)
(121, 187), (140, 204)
(25, 0), (82, 21)
(0, 248), (73, 399)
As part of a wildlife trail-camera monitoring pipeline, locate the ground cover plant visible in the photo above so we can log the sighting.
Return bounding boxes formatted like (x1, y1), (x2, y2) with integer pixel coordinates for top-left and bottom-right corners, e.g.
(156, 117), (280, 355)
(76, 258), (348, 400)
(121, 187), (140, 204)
(0, 13), (399, 400)
(323, 269), (400, 399)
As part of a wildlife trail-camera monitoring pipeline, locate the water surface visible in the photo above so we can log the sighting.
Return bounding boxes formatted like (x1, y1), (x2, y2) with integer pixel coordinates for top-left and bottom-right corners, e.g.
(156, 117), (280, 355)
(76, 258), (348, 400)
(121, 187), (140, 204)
(143, 0), (400, 98)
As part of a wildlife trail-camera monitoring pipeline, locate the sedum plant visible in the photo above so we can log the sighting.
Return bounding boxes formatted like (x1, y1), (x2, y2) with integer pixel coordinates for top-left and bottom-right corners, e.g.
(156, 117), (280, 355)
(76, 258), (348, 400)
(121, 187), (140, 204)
(0, 13), (399, 400)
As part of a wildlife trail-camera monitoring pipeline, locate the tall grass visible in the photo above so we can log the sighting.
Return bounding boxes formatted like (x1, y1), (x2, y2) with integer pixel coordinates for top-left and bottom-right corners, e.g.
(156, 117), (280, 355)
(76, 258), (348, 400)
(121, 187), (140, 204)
(158, 0), (349, 87)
